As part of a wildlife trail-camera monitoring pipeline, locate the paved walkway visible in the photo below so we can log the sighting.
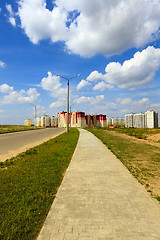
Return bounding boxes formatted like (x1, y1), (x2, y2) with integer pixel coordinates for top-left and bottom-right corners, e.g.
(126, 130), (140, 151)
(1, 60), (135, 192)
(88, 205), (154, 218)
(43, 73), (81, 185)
(37, 129), (160, 240)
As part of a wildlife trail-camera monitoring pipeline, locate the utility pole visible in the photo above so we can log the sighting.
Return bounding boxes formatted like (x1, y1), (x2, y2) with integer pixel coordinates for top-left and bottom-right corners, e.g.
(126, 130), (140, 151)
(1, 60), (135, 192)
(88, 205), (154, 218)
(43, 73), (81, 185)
(56, 74), (81, 133)
(30, 103), (37, 127)
(70, 106), (72, 127)
(35, 105), (37, 127)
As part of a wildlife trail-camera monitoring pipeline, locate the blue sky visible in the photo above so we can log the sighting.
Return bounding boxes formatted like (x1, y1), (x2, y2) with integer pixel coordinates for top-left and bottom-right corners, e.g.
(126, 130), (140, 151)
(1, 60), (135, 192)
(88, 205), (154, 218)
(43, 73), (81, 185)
(1, 0), (160, 124)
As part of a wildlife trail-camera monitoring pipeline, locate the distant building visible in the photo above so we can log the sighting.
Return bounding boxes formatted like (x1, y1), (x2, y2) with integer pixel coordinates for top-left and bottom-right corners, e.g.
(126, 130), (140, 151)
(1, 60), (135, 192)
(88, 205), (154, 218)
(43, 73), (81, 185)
(58, 111), (67, 128)
(145, 110), (158, 128)
(58, 111), (107, 128)
(125, 113), (134, 128)
(106, 117), (125, 127)
(133, 113), (145, 128)
(35, 117), (41, 127)
(125, 110), (158, 128)
(35, 115), (58, 127)
(24, 119), (32, 126)
(41, 115), (50, 127)
(71, 112), (86, 127)
(51, 116), (58, 127)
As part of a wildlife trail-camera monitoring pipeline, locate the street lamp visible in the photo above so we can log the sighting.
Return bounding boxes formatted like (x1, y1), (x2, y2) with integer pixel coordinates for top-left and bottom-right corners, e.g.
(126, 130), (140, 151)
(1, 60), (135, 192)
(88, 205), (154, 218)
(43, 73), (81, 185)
(56, 74), (81, 133)
(30, 103), (37, 127)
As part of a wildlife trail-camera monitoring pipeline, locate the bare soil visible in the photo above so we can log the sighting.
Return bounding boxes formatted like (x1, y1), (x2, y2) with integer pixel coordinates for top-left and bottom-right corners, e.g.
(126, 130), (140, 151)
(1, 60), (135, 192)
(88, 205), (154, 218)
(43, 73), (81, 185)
(108, 130), (160, 147)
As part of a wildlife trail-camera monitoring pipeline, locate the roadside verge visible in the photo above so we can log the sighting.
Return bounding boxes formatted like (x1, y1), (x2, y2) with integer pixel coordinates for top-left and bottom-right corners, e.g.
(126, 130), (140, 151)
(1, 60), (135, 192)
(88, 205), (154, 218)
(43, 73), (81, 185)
(0, 128), (79, 240)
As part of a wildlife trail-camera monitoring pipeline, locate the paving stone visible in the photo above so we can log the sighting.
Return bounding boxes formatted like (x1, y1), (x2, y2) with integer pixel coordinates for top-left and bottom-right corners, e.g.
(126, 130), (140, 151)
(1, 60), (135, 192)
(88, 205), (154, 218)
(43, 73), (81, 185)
(37, 129), (160, 240)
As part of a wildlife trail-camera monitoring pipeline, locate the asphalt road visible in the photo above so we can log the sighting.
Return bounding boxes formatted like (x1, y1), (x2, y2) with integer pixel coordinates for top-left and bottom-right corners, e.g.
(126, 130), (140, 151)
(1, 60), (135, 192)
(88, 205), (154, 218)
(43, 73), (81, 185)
(0, 128), (65, 162)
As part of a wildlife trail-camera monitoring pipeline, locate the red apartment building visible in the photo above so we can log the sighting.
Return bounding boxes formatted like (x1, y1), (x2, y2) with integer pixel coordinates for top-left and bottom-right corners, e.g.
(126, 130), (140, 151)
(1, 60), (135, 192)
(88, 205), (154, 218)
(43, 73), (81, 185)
(58, 111), (107, 128)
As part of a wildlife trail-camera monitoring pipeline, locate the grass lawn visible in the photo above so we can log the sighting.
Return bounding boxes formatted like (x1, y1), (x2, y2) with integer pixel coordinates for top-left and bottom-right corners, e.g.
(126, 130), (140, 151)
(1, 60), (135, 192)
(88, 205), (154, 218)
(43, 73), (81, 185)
(0, 125), (42, 134)
(0, 128), (79, 240)
(86, 128), (160, 203)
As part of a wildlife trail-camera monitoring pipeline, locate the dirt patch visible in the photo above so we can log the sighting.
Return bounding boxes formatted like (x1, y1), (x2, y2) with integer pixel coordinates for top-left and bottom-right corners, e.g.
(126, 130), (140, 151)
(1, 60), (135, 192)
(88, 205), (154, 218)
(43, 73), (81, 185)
(107, 130), (160, 147)
(147, 133), (160, 142)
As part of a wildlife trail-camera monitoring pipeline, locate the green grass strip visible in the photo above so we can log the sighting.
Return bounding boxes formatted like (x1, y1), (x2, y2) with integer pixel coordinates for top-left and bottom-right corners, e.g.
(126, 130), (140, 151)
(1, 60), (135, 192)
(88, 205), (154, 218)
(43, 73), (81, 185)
(86, 128), (160, 203)
(0, 128), (79, 240)
(0, 125), (42, 134)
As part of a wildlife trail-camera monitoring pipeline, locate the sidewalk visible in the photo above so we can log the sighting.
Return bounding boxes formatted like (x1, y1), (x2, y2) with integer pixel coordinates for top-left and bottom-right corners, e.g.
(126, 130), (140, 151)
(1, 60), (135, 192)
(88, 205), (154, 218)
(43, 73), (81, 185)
(37, 128), (160, 240)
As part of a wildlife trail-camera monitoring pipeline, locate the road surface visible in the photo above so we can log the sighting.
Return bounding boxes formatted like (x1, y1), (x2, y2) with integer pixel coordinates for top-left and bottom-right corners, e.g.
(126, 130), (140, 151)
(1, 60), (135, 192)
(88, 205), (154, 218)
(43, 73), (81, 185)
(0, 128), (65, 162)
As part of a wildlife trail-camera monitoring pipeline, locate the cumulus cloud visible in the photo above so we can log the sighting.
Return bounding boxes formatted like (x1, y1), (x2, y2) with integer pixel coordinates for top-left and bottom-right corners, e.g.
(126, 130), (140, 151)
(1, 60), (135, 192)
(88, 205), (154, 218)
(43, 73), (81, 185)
(6, 4), (16, 26)
(116, 98), (132, 105)
(0, 85), (40, 105)
(0, 60), (5, 68)
(77, 79), (91, 91)
(87, 71), (104, 82)
(105, 46), (160, 89)
(77, 71), (113, 92)
(118, 97), (150, 106)
(40, 71), (67, 98)
(0, 84), (13, 93)
(18, 0), (68, 44)
(93, 81), (113, 91)
(50, 98), (66, 108)
(9, 0), (160, 57)
(115, 97), (151, 114)
(86, 46), (160, 89)
(40, 71), (68, 108)
(74, 95), (104, 105)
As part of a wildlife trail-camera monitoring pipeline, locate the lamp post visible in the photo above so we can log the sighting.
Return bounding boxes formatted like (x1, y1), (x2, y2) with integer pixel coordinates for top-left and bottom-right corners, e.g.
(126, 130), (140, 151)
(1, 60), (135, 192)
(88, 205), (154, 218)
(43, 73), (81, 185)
(56, 74), (81, 133)
(30, 103), (37, 127)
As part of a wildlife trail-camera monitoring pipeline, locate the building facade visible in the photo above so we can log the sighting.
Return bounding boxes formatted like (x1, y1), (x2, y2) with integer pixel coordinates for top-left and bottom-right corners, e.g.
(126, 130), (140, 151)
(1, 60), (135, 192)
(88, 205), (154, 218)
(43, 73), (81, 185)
(58, 111), (107, 128)
(125, 110), (158, 128)
(145, 110), (158, 128)
(24, 119), (32, 126)
(35, 115), (58, 127)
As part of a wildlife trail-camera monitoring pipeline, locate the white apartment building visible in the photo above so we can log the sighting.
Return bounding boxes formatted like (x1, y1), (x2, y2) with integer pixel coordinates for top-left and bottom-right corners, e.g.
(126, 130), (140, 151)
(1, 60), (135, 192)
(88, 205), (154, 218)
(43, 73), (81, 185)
(125, 110), (158, 128)
(125, 114), (134, 128)
(35, 115), (58, 127)
(145, 110), (158, 128)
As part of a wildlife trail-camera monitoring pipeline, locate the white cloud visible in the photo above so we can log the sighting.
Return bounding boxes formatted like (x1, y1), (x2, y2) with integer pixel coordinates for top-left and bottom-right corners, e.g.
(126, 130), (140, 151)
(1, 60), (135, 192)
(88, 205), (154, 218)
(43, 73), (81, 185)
(40, 71), (68, 109)
(115, 97), (151, 114)
(137, 97), (150, 105)
(40, 71), (67, 98)
(77, 71), (113, 92)
(116, 98), (132, 105)
(87, 71), (104, 82)
(9, 17), (16, 26)
(17, 0), (68, 44)
(77, 79), (91, 91)
(0, 60), (5, 68)
(86, 46), (160, 89)
(6, 4), (14, 16)
(0, 87), (40, 105)
(117, 97), (150, 106)
(50, 98), (66, 108)
(6, 4), (16, 26)
(93, 81), (113, 91)
(0, 84), (13, 93)
(105, 46), (160, 89)
(74, 95), (104, 105)
(7, 0), (160, 57)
